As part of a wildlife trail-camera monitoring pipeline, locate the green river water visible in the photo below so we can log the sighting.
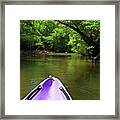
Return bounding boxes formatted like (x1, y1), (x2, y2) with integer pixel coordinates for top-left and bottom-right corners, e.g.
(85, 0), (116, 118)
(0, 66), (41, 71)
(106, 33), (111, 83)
(20, 55), (100, 100)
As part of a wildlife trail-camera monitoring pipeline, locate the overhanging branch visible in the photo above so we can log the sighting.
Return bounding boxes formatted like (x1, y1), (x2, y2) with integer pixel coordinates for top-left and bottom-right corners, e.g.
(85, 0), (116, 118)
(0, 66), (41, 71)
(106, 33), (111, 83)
(57, 20), (91, 45)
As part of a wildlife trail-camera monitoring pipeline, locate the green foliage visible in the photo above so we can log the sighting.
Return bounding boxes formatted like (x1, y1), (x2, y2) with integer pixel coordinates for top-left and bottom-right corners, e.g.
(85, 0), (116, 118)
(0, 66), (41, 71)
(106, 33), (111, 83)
(20, 20), (100, 59)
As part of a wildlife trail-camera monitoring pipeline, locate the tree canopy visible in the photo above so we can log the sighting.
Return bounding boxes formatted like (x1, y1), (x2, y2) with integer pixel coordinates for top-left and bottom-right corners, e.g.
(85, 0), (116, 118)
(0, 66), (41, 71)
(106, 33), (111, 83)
(20, 20), (100, 60)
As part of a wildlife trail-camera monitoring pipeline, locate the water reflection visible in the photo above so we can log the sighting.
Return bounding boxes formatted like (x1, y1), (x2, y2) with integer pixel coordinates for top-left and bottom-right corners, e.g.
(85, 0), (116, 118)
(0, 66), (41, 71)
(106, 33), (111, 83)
(20, 55), (100, 100)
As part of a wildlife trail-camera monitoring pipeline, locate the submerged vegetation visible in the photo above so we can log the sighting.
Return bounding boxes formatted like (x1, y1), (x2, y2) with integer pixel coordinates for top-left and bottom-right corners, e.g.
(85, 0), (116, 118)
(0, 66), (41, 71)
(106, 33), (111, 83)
(20, 20), (100, 63)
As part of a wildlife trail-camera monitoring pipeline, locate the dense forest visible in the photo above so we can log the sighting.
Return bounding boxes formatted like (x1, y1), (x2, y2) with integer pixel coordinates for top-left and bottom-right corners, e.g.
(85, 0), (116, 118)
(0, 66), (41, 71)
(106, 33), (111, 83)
(20, 20), (100, 62)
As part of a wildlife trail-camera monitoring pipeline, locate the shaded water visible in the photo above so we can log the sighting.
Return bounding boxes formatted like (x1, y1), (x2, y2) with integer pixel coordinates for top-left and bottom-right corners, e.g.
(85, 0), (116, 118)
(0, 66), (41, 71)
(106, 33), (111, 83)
(20, 55), (100, 100)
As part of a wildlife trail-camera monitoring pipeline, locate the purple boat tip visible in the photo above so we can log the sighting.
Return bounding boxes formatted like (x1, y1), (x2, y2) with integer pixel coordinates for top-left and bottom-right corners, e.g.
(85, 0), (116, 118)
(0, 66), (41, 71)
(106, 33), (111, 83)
(42, 78), (53, 87)
(24, 77), (72, 100)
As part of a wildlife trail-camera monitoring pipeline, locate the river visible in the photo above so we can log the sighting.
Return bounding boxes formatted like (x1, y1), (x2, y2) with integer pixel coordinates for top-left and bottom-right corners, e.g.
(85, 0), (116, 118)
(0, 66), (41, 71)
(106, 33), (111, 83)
(20, 54), (100, 100)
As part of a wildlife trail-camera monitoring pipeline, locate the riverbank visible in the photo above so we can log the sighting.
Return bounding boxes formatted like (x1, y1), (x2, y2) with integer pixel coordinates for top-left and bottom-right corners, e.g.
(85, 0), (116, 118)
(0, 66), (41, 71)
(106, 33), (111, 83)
(21, 50), (80, 56)
(20, 51), (99, 63)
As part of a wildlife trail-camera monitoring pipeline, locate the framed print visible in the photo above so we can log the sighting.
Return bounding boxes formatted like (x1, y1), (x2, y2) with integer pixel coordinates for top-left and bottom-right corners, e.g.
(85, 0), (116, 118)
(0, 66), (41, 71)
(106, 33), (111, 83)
(0, 0), (119, 119)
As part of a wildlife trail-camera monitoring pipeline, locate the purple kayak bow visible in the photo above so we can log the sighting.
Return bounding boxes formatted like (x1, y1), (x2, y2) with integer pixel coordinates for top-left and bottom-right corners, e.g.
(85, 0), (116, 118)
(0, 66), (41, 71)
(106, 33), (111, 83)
(24, 77), (72, 100)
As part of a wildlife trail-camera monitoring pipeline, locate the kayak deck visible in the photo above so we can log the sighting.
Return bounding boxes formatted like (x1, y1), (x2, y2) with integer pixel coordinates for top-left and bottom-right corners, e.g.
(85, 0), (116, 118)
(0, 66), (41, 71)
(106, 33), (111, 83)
(24, 77), (72, 100)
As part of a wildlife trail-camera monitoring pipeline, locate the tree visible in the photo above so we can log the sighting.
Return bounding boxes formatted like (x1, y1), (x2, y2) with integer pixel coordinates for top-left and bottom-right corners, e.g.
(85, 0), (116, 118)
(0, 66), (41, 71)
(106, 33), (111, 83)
(20, 20), (100, 62)
(57, 20), (100, 59)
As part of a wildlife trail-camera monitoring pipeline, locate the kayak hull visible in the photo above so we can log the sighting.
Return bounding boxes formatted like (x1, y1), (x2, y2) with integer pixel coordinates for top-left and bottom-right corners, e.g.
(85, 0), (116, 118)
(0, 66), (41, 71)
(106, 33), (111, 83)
(24, 77), (72, 100)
